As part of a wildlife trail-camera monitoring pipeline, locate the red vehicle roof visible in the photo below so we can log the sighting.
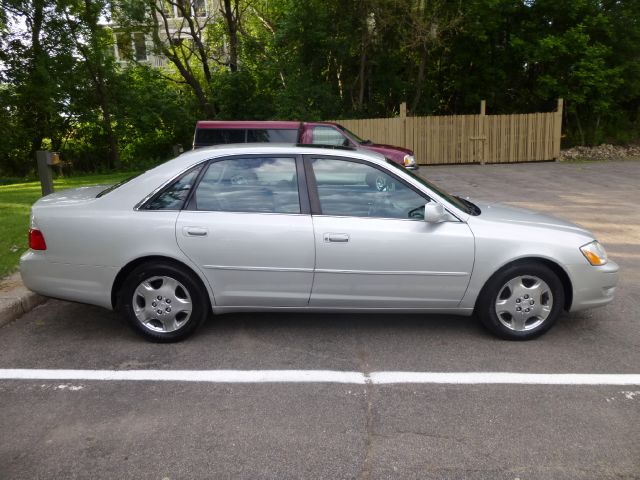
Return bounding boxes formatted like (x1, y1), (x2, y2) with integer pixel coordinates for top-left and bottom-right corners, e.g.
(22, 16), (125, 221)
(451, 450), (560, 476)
(196, 120), (301, 129)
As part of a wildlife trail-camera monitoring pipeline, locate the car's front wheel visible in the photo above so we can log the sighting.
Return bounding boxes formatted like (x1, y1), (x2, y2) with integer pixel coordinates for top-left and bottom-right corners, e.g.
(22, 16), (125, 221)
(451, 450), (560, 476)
(476, 262), (565, 340)
(119, 261), (209, 342)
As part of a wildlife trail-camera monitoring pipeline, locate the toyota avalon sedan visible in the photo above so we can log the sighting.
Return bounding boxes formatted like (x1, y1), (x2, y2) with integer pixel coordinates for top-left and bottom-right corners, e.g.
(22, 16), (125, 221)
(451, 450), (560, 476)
(20, 144), (619, 342)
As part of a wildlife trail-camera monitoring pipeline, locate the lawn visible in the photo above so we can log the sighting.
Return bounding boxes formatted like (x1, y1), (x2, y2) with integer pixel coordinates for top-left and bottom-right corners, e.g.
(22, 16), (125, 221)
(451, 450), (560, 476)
(0, 172), (137, 279)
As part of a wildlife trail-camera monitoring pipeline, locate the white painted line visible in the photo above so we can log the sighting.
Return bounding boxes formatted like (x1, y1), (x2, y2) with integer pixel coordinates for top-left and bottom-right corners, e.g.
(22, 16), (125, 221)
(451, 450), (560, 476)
(0, 369), (639, 385)
(370, 372), (640, 385)
(0, 369), (365, 384)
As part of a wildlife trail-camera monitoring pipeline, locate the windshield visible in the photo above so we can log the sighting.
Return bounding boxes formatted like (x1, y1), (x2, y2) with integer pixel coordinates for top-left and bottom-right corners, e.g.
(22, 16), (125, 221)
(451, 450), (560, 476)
(96, 173), (143, 198)
(337, 124), (367, 144)
(385, 160), (479, 215)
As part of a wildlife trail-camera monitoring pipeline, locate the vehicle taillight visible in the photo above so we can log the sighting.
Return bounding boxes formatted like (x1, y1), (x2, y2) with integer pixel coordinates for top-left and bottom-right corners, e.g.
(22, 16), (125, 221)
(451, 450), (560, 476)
(28, 228), (47, 251)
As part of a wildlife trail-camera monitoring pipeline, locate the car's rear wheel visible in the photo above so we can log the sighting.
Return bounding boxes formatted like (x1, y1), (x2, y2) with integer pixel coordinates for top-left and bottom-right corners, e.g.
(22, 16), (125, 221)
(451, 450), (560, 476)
(476, 262), (564, 340)
(119, 261), (209, 342)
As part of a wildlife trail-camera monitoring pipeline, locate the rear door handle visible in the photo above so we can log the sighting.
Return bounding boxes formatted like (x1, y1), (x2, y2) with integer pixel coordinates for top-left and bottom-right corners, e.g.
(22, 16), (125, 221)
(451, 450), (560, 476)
(324, 233), (350, 243)
(183, 227), (208, 237)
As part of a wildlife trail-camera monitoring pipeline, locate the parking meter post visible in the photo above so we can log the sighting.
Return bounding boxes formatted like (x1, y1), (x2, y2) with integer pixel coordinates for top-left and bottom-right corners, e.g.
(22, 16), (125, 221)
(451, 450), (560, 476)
(36, 150), (54, 196)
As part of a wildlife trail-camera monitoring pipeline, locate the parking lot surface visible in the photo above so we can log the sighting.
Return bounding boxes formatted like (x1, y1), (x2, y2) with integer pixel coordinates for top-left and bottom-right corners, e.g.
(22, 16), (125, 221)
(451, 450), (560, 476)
(1, 160), (639, 479)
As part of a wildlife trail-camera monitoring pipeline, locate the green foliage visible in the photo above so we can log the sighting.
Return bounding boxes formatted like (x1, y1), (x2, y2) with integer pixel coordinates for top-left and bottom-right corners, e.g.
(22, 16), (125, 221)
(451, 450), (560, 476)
(1, 0), (639, 177)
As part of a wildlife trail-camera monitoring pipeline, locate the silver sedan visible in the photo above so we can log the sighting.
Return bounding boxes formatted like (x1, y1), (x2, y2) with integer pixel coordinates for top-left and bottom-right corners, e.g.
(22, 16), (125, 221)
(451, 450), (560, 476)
(20, 145), (619, 341)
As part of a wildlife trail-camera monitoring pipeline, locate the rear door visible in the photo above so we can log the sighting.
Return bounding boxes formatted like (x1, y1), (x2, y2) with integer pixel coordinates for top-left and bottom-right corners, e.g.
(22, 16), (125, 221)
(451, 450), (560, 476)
(176, 155), (315, 307)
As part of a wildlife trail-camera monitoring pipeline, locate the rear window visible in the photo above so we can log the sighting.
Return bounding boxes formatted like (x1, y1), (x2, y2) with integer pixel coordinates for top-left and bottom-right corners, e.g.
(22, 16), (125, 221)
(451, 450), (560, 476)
(195, 128), (245, 146)
(194, 128), (298, 146)
(96, 173), (143, 197)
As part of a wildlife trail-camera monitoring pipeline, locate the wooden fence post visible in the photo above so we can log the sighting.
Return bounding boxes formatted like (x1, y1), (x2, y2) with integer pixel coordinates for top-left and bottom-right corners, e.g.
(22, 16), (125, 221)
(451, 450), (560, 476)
(479, 100), (487, 164)
(553, 98), (563, 160)
(399, 102), (410, 154)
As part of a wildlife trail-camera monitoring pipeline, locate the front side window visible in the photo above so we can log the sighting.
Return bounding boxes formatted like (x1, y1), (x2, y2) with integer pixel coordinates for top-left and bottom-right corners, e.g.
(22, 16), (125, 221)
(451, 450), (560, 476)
(192, 157), (300, 214)
(311, 158), (427, 219)
(143, 167), (201, 210)
(311, 126), (349, 146)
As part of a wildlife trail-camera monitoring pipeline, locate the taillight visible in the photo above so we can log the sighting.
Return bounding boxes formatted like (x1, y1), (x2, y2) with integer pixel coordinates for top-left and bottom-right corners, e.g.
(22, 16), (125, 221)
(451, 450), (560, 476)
(28, 228), (47, 251)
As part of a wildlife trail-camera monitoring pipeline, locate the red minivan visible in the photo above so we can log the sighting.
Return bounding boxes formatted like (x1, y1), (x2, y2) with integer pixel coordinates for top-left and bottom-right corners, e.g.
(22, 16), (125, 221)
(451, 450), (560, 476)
(193, 120), (418, 170)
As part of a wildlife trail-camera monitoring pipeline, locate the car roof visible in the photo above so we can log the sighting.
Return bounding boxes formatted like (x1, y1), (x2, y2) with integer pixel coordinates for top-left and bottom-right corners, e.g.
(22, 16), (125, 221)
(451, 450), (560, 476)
(174, 143), (388, 167)
(196, 120), (301, 129)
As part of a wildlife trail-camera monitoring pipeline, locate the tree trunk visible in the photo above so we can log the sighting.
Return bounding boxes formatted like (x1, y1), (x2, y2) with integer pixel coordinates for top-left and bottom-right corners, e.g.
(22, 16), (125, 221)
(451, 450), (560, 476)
(97, 81), (120, 169)
(357, 37), (367, 109)
(573, 109), (585, 146)
(222, 0), (239, 72)
(28, 0), (46, 163)
(150, 4), (216, 117)
(410, 46), (428, 114)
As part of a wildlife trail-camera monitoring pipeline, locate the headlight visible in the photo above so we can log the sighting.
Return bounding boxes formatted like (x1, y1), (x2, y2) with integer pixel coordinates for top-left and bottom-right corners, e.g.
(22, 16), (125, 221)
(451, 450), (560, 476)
(580, 240), (608, 266)
(403, 154), (416, 167)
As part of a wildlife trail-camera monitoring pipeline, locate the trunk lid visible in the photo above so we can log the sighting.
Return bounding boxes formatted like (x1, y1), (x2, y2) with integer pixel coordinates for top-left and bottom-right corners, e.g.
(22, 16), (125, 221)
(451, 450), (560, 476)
(34, 185), (108, 207)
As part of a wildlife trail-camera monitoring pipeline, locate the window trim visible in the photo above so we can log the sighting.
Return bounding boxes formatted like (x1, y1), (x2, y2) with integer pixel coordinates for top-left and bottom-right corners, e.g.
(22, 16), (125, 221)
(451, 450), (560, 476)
(135, 164), (205, 211)
(184, 154), (310, 215)
(303, 154), (440, 221)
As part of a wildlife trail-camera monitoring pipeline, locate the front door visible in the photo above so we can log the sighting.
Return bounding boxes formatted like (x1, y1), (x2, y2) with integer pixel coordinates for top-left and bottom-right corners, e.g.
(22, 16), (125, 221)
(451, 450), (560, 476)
(307, 156), (475, 308)
(176, 155), (315, 307)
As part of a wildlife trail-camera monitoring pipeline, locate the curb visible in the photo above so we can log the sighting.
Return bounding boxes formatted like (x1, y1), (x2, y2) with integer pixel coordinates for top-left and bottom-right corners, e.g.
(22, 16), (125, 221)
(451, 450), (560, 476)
(0, 272), (47, 328)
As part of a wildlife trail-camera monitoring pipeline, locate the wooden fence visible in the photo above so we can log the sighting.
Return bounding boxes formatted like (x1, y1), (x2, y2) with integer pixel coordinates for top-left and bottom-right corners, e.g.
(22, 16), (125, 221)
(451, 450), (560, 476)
(335, 99), (563, 165)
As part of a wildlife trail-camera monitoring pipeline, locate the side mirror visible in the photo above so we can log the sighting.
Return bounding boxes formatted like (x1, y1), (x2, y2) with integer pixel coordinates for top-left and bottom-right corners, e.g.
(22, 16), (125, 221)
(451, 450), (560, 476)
(424, 202), (447, 223)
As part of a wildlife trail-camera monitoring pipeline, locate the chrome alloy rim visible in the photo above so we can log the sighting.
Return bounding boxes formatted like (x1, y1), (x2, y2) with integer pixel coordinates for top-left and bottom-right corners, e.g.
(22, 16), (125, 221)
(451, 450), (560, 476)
(132, 276), (192, 333)
(494, 275), (553, 331)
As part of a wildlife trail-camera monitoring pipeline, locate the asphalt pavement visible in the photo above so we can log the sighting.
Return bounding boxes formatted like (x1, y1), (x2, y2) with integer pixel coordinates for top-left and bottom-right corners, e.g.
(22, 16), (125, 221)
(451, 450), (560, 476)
(0, 160), (638, 479)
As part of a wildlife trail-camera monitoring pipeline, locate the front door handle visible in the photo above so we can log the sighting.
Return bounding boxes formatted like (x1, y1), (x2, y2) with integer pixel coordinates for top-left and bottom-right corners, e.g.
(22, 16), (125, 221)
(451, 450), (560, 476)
(184, 226), (208, 237)
(324, 233), (350, 243)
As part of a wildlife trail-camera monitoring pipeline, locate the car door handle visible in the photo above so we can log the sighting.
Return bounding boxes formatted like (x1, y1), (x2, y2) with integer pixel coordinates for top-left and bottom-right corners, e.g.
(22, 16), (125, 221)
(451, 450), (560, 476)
(183, 227), (208, 237)
(324, 233), (350, 243)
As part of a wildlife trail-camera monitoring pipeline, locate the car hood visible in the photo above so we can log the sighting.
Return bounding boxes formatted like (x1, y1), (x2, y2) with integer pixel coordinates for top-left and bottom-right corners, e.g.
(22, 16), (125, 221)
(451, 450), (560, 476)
(361, 143), (413, 155)
(35, 185), (108, 207)
(473, 201), (593, 236)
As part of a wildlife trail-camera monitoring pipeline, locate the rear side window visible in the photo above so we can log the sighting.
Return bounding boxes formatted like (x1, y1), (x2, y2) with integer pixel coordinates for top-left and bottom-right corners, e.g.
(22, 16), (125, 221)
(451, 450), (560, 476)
(192, 157), (300, 214)
(195, 128), (245, 146)
(247, 129), (298, 143)
(143, 167), (201, 210)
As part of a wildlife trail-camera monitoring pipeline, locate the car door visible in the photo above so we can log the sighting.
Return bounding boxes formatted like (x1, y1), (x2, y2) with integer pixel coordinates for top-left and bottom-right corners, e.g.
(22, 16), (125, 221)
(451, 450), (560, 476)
(306, 156), (475, 308)
(176, 155), (315, 307)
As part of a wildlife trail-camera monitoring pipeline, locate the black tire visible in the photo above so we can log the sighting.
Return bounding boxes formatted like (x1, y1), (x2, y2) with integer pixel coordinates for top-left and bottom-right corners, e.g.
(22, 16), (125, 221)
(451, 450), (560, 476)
(476, 261), (565, 340)
(118, 261), (210, 342)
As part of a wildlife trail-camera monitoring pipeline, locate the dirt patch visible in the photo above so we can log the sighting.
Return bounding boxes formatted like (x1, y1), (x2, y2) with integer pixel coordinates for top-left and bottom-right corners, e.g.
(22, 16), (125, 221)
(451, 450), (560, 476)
(560, 143), (640, 161)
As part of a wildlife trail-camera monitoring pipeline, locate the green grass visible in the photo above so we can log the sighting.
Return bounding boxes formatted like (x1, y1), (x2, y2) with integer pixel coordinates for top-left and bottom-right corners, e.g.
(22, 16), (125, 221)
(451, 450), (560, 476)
(0, 172), (138, 279)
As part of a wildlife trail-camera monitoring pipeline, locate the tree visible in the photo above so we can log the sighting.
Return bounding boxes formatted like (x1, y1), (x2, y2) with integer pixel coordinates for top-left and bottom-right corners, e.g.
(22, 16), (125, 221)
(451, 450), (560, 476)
(62, 0), (121, 168)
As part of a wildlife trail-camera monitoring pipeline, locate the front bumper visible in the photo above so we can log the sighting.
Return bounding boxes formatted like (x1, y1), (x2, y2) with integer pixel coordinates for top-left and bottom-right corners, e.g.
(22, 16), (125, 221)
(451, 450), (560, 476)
(567, 260), (619, 312)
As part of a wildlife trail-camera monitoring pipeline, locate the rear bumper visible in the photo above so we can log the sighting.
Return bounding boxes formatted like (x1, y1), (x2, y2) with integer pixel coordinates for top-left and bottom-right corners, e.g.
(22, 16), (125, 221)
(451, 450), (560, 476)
(20, 251), (117, 310)
(567, 260), (619, 312)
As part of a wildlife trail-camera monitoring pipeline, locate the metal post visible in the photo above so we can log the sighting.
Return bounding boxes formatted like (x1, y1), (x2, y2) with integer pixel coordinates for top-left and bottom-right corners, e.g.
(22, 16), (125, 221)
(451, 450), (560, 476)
(172, 144), (184, 157)
(36, 150), (54, 196)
